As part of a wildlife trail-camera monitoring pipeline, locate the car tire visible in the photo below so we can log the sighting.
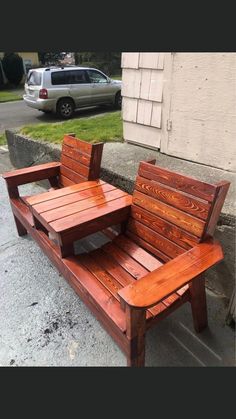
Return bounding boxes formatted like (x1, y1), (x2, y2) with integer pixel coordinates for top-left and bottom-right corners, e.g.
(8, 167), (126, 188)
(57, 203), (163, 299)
(56, 98), (75, 119)
(114, 91), (122, 110)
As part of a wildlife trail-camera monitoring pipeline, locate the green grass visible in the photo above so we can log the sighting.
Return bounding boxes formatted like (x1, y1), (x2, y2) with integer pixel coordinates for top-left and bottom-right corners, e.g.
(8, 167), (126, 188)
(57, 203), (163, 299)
(0, 91), (23, 103)
(0, 134), (6, 145)
(19, 111), (123, 144)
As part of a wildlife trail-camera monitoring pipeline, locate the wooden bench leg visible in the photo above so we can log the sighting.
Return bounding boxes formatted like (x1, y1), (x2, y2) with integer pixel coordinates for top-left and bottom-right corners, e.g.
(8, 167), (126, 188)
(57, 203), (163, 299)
(126, 306), (146, 367)
(189, 275), (208, 333)
(14, 215), (27, 236)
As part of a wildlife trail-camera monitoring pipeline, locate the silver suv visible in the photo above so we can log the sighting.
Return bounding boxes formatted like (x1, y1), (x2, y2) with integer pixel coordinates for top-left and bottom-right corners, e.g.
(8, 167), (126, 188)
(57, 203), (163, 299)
(23, 66), (122, 119)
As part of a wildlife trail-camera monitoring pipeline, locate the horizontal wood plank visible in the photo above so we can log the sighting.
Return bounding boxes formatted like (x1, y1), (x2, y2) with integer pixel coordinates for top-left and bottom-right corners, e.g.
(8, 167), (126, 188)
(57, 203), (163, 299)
(3, 162), (61, 187)
(60, 165), (87, 184)
(62, 143), (91, 166)
(61, 154), (90, 178)
(50, 195), (132, 233)
(139, 162), (216, 202)
(133, 190), (205, 237)
(63, 135), (93, 155)
(135, 175), (210, 220)
(40, 189), (128, 223)
(130, 205), (199, 249)
(26, 180), (105, 206)
(126, 230), (171, 263)
(127, 219), (185, 259)
(33, 183), (116, 214)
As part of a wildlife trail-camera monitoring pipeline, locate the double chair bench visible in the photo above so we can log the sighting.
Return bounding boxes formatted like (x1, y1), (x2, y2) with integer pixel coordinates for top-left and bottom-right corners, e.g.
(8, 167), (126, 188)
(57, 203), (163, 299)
(3, 134), (230, 366)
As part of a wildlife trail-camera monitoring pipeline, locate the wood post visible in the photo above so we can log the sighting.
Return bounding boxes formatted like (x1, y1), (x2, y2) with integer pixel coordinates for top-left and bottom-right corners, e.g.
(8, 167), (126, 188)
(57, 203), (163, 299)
(126, 305), (146, 367)
(13, 215), (27, 236)
(189, 275), (208, 333)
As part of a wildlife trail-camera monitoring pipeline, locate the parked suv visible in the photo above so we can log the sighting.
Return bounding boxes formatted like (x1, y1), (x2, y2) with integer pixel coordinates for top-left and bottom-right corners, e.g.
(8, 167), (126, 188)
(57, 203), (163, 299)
(23, 66), (122, 119)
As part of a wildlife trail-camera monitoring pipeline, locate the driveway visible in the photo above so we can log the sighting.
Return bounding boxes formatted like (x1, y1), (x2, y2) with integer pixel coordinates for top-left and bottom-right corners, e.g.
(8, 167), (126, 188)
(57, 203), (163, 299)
(0, 100), (112, 134)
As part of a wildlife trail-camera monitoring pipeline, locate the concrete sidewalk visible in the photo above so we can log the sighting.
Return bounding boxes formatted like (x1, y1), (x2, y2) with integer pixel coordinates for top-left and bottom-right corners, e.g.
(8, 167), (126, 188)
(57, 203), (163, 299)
(0, 149), (235, 366)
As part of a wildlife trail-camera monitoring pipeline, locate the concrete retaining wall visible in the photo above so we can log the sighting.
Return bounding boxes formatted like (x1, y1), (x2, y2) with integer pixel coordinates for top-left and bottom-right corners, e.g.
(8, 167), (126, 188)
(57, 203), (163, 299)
(5, 129), (235, 301)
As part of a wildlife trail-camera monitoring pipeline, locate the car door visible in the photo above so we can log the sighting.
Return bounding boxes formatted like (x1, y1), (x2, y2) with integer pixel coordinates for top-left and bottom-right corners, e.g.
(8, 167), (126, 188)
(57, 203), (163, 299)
(69, 70), (93, 107)
(86, 69), (112, 104)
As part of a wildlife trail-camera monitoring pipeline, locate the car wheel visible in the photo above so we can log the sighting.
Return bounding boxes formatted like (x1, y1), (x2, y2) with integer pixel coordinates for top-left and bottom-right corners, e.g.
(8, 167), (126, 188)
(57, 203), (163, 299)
(114, 91), (122, 109)
(56, 98), (75, 119)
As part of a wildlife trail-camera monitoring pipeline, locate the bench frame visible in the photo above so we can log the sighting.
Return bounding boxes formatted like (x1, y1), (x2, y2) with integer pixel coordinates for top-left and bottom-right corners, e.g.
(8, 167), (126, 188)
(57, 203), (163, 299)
(2, 158), (230, 367)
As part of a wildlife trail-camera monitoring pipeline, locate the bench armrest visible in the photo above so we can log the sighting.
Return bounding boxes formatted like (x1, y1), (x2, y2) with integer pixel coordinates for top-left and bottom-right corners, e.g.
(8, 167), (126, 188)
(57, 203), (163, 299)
(2, 162), (61, 187)
(118, 238), (223, 309)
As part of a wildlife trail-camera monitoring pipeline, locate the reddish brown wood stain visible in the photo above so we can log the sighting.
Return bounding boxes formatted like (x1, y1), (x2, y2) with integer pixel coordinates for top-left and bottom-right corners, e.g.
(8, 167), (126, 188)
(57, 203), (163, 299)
(2, 157), (230, 367)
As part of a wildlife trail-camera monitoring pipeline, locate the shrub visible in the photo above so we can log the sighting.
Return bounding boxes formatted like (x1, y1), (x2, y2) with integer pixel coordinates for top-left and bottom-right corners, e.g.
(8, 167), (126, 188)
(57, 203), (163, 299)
(2, 53), (24, 86)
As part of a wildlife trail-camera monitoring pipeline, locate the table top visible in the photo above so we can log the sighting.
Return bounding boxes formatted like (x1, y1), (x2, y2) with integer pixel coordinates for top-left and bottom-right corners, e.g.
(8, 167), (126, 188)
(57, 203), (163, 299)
(26, 180), (132, 238)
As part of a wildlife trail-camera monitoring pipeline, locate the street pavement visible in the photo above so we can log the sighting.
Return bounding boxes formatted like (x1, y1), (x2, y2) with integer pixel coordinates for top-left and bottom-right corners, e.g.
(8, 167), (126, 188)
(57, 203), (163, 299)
(0, 100), (111, 134)
(0, 149), (235, 366)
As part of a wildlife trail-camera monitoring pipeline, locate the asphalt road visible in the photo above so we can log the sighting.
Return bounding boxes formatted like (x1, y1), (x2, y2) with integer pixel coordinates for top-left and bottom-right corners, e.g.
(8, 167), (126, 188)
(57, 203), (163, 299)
(0, 100), (111, 133)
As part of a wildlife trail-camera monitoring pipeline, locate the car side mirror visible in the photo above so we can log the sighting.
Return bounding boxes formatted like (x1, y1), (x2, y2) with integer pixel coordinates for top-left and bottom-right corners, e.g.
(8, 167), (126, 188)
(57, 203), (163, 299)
(107, 77), (111, 83)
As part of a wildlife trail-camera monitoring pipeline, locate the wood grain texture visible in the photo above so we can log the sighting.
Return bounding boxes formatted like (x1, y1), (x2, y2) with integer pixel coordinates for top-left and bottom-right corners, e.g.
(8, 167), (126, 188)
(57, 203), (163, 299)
(61, 143), (91, 166)
(118, 238), (223, 309)
(88, 143), (104, 180)
(126, 230), (171, 263)
(135, 175), (210, 220)
(102, 242), (149, 279)
(40, 189), (128, 223)
(133, 190), (205, 237)
(61, 154), (90, 178)
(63, 134), (93, 155)
(203, 181), (230, 238)
(138, 161), (216, 202)
(2, 162), (61, 187)
(26, 180), (105, 206)
(127, 219), (186, 259)
(189, 275), (208, 332)
(130, 205), (199, 249)
(33, 183), (116, 214)
(60, 165), (86, 184)
(113, 234), (163, 271)
(50, 195), (132, 233)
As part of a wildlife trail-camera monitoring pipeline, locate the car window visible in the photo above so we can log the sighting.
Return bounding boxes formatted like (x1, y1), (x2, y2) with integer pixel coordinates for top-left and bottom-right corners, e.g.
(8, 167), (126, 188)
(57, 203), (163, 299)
(27, 71), (42, 86)
(69, 70), (87, 84)
(87, 70), (108, 83)
(51, 71), (70, 85)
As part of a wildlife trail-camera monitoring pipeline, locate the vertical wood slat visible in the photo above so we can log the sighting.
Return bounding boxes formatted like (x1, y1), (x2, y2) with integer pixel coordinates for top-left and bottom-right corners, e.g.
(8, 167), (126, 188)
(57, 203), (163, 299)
(203, 181), (230, 238)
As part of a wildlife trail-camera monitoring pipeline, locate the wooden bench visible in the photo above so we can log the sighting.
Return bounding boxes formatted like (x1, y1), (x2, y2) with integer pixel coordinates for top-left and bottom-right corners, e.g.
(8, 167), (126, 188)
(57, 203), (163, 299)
(2, 158), (230, 367)
(3, 134), (104, 235)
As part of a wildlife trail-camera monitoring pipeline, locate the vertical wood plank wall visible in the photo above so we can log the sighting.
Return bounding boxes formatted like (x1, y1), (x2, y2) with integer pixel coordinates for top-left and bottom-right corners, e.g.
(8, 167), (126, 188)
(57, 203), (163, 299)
(122, 53), (165, 149)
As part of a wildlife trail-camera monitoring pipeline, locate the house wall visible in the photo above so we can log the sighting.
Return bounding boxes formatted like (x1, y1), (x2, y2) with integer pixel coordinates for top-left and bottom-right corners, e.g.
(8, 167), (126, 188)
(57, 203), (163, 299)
(121, 53), (165, 149)
(121, 52), (236, 172)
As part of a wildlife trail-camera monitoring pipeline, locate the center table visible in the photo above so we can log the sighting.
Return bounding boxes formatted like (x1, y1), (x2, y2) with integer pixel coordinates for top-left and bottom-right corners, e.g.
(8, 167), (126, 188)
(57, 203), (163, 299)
(26, 179), (132, 257)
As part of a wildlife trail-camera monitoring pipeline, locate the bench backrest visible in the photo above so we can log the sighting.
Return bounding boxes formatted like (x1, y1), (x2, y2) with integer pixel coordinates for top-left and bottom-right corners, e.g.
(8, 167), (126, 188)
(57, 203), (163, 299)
(59, 134), (104, 187)
(126, 160), (230, 262)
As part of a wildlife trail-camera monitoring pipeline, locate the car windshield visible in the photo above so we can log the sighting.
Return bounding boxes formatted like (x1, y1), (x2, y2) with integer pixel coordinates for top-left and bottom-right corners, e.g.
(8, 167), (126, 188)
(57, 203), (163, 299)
(27, 71), (42, 86)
